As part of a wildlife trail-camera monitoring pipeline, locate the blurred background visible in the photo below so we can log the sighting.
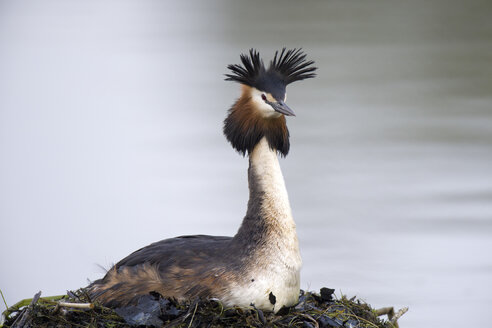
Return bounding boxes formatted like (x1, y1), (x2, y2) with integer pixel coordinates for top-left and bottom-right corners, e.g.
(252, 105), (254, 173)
(1, 0), (491, 327)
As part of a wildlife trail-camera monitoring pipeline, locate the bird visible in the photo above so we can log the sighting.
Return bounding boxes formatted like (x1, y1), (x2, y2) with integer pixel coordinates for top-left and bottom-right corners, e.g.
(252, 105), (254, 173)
(87, 48), (317, 313)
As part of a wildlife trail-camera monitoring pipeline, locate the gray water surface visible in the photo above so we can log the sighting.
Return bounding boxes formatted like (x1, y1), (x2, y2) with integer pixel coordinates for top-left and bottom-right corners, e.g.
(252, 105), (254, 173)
(1, 1), (492, 327)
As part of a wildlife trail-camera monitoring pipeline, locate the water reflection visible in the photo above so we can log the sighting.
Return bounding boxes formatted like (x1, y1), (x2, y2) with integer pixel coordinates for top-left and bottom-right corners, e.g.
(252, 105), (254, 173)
(1, 1), (491, 327)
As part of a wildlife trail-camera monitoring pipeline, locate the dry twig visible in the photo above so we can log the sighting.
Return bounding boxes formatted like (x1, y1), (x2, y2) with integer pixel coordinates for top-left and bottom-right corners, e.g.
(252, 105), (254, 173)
(11, 291), (41, 328)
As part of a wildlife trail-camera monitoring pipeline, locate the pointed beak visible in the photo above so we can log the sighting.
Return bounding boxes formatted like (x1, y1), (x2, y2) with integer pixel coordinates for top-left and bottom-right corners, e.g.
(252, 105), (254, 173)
(272, 100), (296, 117)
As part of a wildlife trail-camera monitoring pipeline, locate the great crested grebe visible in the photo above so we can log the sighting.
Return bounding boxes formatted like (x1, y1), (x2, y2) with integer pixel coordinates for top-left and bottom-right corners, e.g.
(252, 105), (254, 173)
(88, 48), (316, 312)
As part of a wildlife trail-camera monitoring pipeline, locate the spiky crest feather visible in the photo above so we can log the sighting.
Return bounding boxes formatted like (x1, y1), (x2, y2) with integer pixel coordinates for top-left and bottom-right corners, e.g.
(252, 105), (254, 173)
(270, 48), (317, 84)
(225, 48), (316, 88)
(225, 49), (265, 87)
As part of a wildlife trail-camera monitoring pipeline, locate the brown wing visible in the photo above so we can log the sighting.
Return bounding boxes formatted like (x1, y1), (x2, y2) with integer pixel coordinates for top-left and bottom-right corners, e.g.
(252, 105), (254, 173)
(115, 235), (233, 270)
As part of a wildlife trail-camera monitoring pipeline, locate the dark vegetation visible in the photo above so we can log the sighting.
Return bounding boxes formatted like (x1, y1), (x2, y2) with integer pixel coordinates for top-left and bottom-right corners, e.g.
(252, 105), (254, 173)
(2, 288), (405, 328)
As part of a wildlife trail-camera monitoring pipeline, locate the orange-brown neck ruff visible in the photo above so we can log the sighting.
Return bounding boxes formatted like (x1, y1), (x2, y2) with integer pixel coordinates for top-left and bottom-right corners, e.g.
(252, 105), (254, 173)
(223, 86), (290, 157)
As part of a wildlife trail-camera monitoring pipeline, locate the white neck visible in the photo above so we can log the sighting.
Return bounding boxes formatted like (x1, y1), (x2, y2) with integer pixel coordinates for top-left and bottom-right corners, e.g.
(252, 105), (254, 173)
(233, 137), (300, 261)
(249, 137), (295, 229)
(229, 137), (301, 312)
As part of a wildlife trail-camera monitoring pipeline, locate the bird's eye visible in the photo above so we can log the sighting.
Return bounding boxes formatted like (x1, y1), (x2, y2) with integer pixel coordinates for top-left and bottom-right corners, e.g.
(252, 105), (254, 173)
(261, 94), (267, 101)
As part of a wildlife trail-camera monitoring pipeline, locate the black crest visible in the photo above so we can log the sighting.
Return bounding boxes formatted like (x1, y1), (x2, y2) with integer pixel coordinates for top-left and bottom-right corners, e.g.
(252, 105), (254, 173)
(225, 48), (316, 99)
(225, 49), (265, 87)
(269, 48), (317, 84)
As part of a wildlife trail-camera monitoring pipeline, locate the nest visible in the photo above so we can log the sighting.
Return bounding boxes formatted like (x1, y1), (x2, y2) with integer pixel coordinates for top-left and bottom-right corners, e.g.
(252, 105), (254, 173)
(2, 287), (407, 328)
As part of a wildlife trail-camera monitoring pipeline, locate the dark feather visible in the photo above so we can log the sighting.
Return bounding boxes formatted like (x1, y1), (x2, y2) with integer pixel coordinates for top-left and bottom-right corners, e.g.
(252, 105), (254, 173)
(114, 235), (233, 270)
(270, 48), (317, 84)
(225, 49), (265, 86)
(225, 48), (316, 94)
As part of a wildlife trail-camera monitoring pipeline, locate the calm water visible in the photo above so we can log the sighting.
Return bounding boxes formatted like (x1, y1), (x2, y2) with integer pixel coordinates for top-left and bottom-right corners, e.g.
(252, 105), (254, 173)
(1, 1), (492, 327)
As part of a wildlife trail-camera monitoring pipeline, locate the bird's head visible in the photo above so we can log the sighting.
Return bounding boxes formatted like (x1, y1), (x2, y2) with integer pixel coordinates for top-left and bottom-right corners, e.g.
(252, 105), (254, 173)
(224, 48), (316, 156)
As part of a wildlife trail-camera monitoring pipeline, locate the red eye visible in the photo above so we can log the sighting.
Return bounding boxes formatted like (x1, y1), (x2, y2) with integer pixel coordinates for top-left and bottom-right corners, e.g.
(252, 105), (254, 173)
(261, 94), (267, 101)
